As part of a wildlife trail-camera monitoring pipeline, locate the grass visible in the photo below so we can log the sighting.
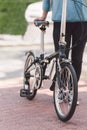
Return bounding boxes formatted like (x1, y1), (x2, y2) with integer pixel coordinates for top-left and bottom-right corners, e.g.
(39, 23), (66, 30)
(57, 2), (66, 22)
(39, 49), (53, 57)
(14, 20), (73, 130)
(0, 0), (40, 35)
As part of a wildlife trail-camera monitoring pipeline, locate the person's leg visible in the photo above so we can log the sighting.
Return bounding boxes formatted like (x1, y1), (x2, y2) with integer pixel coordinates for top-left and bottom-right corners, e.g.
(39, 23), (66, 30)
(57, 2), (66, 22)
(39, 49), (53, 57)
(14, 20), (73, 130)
(65, 23), (73, 58)
(50, 22), (72, 91)
(53, 22), (72, 53)
(53, 22), (60, 51)
(50, 22), (60, 91)
(71, 22), (87, 105)
(72, 22), (87, 81)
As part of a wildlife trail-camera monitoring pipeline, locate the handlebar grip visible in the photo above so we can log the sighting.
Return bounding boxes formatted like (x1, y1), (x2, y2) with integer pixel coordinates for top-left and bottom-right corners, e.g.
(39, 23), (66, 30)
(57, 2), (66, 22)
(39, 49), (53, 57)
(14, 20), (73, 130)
(34, 20), (49, 27)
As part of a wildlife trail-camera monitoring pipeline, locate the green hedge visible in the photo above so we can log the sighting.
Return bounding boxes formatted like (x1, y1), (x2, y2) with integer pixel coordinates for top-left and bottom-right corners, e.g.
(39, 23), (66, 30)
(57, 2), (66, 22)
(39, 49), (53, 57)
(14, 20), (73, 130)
(0, 0), (40, 35)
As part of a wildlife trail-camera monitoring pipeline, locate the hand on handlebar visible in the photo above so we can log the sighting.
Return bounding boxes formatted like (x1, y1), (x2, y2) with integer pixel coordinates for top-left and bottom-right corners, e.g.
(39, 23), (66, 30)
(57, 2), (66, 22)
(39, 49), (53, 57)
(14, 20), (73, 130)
(34, 17), (45, 22)
(34, 11), (48, 22)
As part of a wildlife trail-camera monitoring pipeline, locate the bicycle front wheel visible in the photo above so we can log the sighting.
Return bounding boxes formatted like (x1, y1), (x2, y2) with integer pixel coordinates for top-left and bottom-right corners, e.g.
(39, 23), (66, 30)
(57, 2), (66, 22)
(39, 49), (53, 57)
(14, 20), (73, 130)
(53, 62), (78, 122)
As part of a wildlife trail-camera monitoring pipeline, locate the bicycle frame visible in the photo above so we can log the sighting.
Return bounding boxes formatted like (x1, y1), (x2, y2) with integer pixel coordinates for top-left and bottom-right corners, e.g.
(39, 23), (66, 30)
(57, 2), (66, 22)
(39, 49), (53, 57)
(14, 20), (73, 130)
(25, 0), (68, 81)
(60, 0), (67, 44)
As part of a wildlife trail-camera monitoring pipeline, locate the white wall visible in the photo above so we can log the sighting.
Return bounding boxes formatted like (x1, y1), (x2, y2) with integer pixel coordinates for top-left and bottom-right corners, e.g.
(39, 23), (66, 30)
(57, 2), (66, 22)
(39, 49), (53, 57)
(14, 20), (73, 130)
(24, 2), (53, 44)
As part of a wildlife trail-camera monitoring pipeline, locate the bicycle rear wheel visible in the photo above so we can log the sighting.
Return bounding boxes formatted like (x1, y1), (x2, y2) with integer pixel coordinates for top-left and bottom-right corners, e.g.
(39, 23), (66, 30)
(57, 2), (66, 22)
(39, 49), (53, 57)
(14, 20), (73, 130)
(24, 51), (42, 100)
(53, 62), (78, 122)
(24, 51), (37, 100)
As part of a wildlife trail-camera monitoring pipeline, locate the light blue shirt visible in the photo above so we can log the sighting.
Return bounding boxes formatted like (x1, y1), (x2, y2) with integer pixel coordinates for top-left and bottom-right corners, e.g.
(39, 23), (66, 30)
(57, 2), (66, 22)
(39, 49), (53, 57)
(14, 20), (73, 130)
(43, 0), (87, 22)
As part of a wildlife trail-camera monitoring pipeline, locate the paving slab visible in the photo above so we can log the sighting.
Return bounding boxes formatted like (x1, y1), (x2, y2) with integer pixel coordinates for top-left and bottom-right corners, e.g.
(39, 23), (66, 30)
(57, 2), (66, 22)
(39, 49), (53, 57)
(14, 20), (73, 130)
(0, 80), (87, 130)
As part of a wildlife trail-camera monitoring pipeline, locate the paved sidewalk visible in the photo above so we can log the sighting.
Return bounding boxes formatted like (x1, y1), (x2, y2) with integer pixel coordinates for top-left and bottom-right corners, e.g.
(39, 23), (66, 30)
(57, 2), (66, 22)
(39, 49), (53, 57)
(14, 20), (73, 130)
(0, 79), (87, 130)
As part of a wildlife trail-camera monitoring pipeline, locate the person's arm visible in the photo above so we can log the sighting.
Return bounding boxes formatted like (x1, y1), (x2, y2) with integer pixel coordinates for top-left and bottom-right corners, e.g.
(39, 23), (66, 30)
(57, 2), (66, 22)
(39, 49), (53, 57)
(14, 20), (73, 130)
(37, 10), (48, 21)
(34, 0), (50, 21)
(41, 10), (48, 20)
(34, 10), (48, 21)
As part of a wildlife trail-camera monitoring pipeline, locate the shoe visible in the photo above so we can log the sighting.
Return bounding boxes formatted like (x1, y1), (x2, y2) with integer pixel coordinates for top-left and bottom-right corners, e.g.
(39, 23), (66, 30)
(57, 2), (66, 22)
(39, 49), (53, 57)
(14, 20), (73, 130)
(77, 100), (79, 105)
(68, 92), (79, 105)
(58, 91), (63, 103)
(68, 91), (73, 105)
(50, 81), (55, 91)
(69, 100), (79, 105)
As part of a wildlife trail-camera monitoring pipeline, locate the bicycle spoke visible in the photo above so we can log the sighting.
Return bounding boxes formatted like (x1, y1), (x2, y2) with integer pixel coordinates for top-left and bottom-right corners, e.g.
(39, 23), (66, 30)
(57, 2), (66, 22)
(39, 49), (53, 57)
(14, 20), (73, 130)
(54, 63), (78, 122)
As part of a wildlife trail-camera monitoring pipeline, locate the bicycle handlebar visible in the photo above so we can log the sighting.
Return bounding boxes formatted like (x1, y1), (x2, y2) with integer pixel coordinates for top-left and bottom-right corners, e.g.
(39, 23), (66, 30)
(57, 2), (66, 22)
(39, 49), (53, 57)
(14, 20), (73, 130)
(34, 20), (49, 27)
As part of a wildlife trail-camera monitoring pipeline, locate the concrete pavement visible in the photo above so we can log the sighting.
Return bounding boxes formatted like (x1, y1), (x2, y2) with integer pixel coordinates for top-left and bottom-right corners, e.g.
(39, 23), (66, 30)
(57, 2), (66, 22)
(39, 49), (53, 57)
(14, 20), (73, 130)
(0, 64), (87, 130)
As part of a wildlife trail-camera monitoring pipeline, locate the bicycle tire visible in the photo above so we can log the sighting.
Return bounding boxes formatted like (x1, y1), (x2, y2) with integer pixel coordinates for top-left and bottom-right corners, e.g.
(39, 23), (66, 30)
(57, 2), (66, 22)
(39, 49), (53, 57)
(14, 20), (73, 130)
(24, 51), (37, 100)
(53, 62), (78, 122)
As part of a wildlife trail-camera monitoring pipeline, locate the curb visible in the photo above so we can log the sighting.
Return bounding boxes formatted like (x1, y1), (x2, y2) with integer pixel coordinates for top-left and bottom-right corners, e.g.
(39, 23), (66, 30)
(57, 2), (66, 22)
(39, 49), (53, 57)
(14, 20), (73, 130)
(0, 40), (54, 49)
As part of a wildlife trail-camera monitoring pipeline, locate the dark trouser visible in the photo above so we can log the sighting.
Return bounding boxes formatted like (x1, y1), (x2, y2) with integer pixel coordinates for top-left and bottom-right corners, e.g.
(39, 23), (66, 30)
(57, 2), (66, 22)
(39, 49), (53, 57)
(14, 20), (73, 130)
(53, 22), (87, 81)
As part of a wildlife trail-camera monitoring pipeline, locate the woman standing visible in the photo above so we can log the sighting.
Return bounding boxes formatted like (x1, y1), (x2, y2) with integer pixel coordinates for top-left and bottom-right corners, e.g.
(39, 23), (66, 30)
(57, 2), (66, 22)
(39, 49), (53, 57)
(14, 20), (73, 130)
(35, 0), (87, 93)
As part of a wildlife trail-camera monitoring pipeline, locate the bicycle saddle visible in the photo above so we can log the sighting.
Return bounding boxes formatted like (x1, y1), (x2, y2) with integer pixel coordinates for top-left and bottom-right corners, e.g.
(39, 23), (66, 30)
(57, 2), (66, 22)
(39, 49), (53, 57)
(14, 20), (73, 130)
(34, 20), (49, 27)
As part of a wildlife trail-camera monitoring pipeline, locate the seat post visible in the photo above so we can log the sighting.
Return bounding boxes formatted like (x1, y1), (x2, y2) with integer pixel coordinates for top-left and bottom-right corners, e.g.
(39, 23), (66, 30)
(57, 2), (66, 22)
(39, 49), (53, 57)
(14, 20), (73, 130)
(40, 25), (46, 55)
(40, 30), (45, 54)
(34, 20), (49, 56)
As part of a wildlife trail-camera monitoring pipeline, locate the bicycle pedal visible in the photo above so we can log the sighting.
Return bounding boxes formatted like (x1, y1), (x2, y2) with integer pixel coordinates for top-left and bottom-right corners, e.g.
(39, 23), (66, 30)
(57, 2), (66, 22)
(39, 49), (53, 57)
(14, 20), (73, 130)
(42, 75), (49, 80)
(20, 89), (30, 97)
